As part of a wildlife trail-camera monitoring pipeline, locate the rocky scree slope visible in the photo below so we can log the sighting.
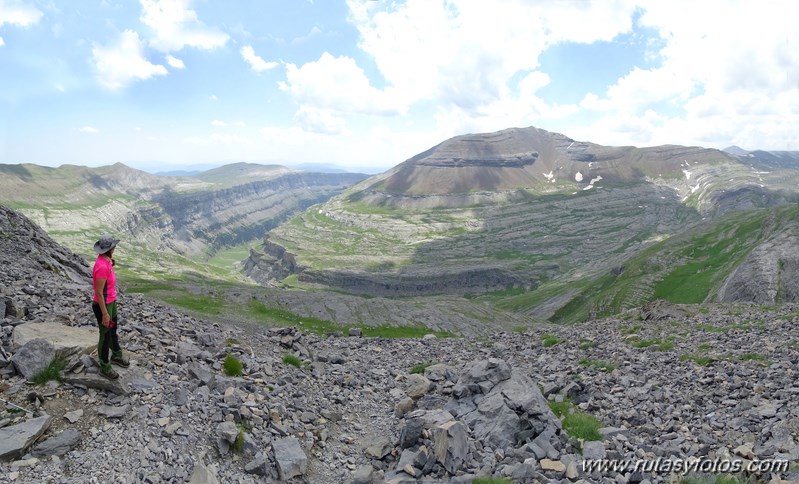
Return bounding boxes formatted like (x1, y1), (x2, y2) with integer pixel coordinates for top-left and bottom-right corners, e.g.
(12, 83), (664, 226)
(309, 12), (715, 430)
(2, 206), (799, 483)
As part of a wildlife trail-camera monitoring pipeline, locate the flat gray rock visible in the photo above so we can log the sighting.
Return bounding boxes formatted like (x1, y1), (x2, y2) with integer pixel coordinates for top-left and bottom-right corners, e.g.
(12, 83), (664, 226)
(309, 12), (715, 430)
(0, 414), (52, 461)
(31, 428), (81, 457)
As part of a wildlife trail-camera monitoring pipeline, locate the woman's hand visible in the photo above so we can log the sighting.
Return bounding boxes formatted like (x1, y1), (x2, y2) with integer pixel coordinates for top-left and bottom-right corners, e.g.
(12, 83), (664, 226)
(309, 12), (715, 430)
(101, 312), (112, 328)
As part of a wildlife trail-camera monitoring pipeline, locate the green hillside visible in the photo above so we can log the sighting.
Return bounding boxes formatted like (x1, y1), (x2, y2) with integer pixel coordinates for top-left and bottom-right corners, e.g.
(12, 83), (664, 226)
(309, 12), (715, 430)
(497, 205), (799, 323)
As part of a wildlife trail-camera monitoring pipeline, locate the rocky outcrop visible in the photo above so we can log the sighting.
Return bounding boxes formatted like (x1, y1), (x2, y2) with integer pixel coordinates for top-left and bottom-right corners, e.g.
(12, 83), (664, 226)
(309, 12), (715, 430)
(299, 266), (529, 297)
(0, 206), (90, 283)
(242, 237), (302, 285)
(718, 220), (799, 303)
(153, 172), (367, 253)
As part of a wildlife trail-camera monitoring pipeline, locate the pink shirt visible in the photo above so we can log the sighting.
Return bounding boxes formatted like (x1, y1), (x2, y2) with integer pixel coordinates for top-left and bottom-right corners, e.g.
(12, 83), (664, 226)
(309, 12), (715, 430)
(92, 255), (117, 303)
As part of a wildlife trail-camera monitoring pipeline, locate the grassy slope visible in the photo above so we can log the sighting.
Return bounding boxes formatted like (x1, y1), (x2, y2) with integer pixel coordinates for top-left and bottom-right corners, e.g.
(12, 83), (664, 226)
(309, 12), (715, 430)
(532, 205), (799, 323)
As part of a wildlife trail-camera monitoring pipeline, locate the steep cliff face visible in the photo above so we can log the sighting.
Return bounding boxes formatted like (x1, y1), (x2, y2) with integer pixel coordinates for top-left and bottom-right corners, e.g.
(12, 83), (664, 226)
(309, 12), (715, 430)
(717, 218), (799, 303)
(242, 238), (301, 285)
(153, 172), (366, 253)
(0, 163), (369, 271)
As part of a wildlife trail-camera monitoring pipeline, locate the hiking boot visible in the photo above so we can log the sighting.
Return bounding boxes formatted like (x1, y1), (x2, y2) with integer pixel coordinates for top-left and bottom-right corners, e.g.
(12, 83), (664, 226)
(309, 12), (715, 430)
(111, 355), (130, 368)
(100, 367), (119, 380)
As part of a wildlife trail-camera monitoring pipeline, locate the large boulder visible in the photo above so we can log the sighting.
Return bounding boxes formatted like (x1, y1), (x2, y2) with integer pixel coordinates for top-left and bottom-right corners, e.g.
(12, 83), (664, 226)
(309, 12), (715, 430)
(10, 338), (56, 380)
(12, 321), (97, 369)
(273, 436), (307, 480)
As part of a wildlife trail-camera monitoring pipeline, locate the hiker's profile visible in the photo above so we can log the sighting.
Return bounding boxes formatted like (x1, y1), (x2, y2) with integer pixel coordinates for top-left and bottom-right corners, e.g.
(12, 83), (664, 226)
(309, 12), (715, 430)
(91, 234), (129, 379)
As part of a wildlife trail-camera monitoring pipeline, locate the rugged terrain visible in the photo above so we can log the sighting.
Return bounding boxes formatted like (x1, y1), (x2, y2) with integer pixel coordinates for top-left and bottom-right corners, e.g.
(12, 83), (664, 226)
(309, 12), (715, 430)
(0, 162), (367, 279)
(2, 207), (799, 484)
(246, 127), (799, 320)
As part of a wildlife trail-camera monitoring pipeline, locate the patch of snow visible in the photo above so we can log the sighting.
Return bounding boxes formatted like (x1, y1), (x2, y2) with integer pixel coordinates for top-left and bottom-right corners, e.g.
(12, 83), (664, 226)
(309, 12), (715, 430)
(543, 171), (554, 181)
(583, 175), (603, 190)
(567, 141), (574, 150)
(683, 170), (692, 180)
(588, 162), (593, 168)
(575, 172), (583, 182)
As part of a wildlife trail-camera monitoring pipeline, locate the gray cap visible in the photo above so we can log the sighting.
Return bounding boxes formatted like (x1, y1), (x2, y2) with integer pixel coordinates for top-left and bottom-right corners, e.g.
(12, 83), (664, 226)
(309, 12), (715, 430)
(93, 234), (119, 254)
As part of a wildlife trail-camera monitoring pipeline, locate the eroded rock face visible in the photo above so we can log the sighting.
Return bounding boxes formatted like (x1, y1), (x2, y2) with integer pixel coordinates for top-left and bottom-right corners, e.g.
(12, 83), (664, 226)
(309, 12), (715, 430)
(0, 205), (90, 283)
(718, 223), (799, 303)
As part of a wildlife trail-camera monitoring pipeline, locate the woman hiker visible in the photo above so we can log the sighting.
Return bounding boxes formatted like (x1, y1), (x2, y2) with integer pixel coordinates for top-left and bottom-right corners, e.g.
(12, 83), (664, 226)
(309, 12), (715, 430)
(92, 234), (129, 379)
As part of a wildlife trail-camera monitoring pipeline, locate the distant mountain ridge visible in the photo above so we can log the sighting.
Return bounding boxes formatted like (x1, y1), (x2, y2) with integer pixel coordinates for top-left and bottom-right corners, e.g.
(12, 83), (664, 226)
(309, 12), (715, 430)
(723, 146), (799, 170)
(4, 126), (799, 324)
(0, 162), (368, 277)
(246, 126), (799, 320)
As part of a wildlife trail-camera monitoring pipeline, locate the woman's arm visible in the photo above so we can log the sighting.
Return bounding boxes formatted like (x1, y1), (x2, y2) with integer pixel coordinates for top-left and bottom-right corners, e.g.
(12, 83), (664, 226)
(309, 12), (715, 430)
(94, 277), (112, 327)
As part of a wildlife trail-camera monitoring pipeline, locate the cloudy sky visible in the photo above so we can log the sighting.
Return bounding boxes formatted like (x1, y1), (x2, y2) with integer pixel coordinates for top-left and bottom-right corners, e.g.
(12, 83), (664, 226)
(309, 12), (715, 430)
(1, 0), (797, 173)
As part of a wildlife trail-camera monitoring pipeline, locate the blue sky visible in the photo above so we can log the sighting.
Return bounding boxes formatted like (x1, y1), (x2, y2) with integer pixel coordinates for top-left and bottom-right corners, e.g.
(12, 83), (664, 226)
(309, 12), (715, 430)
(1, 0), (797, 173)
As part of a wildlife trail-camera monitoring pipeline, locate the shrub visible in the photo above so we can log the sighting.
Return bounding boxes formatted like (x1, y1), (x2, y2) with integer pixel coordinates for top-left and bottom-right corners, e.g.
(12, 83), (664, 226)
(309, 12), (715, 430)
(739, 352), (767, 362)
(232, 421), (250, 453)
(680, 353), (715, 367)
(620, 324), (641, 335)
(282, 354), (302, 368)
(409, 361), (436, 374)
(31, 357), (67, 385)
(579, 358), (617, 372)
(541, 334), (561, 347)
(548, 398), (602, 441)
(472, 478), (513, 484)
(578, 339), (594, 350)
(563, 411), (603, 441)
(222, 353), (243, 376)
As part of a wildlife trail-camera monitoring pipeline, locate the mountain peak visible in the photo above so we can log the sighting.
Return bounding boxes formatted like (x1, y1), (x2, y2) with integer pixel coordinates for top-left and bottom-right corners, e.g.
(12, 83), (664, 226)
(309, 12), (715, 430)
(723, 146), (750, 155)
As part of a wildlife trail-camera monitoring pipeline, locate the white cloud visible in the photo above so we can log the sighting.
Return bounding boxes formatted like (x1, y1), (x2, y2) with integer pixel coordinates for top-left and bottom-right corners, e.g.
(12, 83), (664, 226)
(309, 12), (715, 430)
(139, 0), (228, 52)
(92, 30), (168, 90)
(241, 45), (278, 72)
(211, 120), (246, 127)
(280, 52), (403, 117)
(209, 94), (218, 101)
(80, 126), (99, 134)
(0, 36), (4, 47)
(576, 1), (799, 150)
(346, 0), (637, 111)
(0, 1), (43, 28)
(166, 54), (184, 68)
(293, 106), (348, 135)
(291, 26), (323, 44)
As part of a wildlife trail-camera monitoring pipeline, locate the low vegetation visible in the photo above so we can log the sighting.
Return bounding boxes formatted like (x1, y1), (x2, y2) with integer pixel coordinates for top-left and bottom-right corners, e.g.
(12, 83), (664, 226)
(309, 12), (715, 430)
(282, 354), (302, 368)
(409, 361), (436, 374)
(680, 353), (716, 367)
(31, 357), (67, 385)
(738, 352), (768, 363)
(579, 358), (617, 372)
(472, 478), (513, 484)
(222, 353), (243, 376)
(681, 475), (752, 484)
(627, 336), (675, 351)
(547, 398), (602, 442)
(541, 334), (561, 347)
